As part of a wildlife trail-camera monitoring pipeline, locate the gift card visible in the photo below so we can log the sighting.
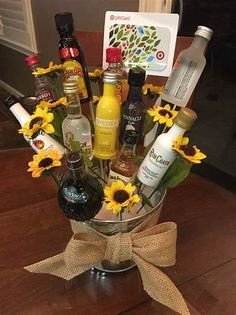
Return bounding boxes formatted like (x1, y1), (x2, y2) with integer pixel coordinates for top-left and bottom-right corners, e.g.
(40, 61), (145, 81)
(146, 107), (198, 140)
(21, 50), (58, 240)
(103, 11), (179, 77)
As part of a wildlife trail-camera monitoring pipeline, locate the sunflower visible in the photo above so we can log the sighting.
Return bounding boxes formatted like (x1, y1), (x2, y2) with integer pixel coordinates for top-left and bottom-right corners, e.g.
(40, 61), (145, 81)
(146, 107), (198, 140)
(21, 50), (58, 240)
(18, 107), (54, 138)
(88, 68), (103, 79)
(27, 149), (62, 178)
(172, 135), (206, 164)
(104, 180), (140, 215)
(32, 61), (63, 76)
(37, 97), (67, 110)
(142, 84), (164, 96)
(147, 104), (178, 127)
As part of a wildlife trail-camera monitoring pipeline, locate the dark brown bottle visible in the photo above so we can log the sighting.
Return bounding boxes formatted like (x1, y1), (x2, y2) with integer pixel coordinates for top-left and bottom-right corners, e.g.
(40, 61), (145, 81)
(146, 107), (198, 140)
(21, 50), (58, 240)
(55, 12), (92, 104)
(119, 66), (146, 145)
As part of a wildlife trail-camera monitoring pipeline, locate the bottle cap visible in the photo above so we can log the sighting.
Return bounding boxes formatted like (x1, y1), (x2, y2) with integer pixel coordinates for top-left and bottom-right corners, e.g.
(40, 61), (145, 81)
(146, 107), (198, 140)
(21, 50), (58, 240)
(3, 95), (19, 108)
(66, 151), (84, 170)
(174, 107), (197, 130)
(103, 71), (118, 84)
(55, 12), (74, 29)
(124, 131), (139, 145)
(195, 26), (213, 41)
(25, 55), (39, 66)
(128, 66), (146, 86)
(63, 81), (79, 94)
(106, 47), (122, 63)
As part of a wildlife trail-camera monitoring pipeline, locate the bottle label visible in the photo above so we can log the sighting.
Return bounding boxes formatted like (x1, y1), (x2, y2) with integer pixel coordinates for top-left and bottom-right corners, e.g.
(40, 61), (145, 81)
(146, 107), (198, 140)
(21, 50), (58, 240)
(64, 133), (92, 157)
(37, 90), (54, 102)
(96, 117), (119, 128)
(27, 131), (64, 154)
(164, 56), (197, 101)
(60, 47), (79, 59)
(63, 59), (88, 100)
(108, 170), (133, 184)
(62, 186), (89, 203)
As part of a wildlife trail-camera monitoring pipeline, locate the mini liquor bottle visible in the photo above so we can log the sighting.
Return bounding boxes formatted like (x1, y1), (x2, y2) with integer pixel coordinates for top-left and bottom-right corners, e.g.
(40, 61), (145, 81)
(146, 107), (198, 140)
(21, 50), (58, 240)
(108, 132), (139, 184)
(137, 108), (197, 187)
(119, 66), (146, 145)
(55, 12), (92, 104)
(58, 151), (104, 221)
(62, 81), (92, 158)
(25, 55), (57, 102)
(93, 72), (120, 160)
(105, 47), (127, 102)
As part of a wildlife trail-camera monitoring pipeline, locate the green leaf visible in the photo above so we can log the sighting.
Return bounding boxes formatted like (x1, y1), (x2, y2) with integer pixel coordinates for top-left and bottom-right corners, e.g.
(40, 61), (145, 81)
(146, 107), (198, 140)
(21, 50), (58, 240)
(147, 39), (154, 44)
(136, 37), (141, 45)
(154, 40), (161, 46)
(140, 191), (153, 209)
(143, 112), (155, 136)
(113, 41), (120, 47)
(117, 30), (124, 40)
(142, 36), (149, 41)
(69, 140), (81, 152)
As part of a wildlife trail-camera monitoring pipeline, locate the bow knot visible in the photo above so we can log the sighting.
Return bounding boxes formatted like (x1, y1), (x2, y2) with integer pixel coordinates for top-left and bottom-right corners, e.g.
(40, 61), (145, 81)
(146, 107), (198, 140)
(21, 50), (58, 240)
(104, 232), (132, 264)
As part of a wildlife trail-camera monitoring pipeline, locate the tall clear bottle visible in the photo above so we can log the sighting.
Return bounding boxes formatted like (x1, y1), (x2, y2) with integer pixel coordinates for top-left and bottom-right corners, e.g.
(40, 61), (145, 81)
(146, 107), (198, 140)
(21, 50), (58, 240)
(119, 66), (146, 145)
(137, 108), (197, 187)
(161, 26), (213, 108)
(93, 72), (120, 160)
(62, 81), (92, 158)
(25, 55), (57, 102)
(55, 12), (92, 104)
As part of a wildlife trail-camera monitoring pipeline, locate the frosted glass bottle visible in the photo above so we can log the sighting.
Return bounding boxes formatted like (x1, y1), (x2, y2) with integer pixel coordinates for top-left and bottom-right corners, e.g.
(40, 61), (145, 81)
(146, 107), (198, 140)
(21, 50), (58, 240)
(161, 26), (213, 108)
(137, 108), (197, 187)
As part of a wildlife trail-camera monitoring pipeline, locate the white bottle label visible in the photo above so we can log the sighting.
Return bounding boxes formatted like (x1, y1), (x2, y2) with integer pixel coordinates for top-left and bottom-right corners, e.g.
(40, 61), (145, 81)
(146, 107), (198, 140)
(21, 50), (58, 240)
(108, 170), (133, 185)
(29, 131), (65, 154)
(164, 56), (197, 101)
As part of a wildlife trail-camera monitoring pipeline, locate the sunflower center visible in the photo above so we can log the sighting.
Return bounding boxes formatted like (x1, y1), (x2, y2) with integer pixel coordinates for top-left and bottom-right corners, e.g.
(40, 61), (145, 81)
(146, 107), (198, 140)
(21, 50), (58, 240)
(38, 157), (53, 168)
(179, 145), (196, 156)
(30, 117), (44, 128)
(159, 109), (172, 118)
(113, 190), (130, 203)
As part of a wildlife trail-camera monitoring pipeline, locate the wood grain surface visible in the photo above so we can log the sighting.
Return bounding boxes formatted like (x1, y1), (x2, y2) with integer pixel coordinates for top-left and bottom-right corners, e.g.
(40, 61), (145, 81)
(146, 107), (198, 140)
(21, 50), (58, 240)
(0, 148), (235, 315)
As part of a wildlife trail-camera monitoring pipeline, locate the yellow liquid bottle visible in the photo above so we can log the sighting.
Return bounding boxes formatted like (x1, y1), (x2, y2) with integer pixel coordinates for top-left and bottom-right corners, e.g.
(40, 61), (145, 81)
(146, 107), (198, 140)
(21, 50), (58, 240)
(93, 72), (120, 160)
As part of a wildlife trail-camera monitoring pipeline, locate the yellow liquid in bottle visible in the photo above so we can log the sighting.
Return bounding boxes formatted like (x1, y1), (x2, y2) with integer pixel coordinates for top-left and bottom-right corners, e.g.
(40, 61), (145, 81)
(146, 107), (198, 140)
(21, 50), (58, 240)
(93, 83), (120, 160)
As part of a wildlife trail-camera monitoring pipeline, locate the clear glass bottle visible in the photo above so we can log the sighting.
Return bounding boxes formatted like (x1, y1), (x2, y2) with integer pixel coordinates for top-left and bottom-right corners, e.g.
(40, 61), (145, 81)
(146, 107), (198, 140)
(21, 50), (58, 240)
(161, 26), (213, 108)
(25, 55), (57, 102)
(55, 12), (92, 104)
(62, 81), (92, 158)
(93, 72), (120, 160)
(137, 108), (197, 187)
(108, 132), (138, 184)
(105, 47), (127, 102)
(119, 66), (146, 145)
(58, 151), (104, 221)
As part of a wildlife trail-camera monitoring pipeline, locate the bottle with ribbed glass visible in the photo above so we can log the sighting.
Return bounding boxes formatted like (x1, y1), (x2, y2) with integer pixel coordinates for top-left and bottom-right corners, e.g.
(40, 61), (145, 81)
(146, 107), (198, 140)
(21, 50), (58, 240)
(93, 72), (120, 160)
(62, 81), (92, 158)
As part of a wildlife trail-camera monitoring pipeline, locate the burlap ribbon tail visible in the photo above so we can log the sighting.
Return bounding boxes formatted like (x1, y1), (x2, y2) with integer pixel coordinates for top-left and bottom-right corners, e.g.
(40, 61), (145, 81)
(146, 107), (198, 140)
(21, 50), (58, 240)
(25, 214), (190, 315)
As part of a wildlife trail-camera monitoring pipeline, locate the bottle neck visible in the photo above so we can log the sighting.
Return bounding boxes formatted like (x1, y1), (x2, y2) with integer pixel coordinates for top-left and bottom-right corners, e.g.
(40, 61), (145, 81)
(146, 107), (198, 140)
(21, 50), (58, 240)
(166, 123), (186, 139)
(65, 92), (82, 117)
(127, 85), (143, 101)
(68, 166), (85, 182)
(103, 83), (117, 96)
(191, 35), (208, 52)
(108, 62), (122, 69)
(118, 142), (136, 162)
(57, 26), (74, 38)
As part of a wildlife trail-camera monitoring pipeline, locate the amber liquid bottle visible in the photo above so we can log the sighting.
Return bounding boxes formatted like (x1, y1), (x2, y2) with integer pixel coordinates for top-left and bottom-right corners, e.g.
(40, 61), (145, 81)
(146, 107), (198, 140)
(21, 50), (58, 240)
(55, 12), (92, 104)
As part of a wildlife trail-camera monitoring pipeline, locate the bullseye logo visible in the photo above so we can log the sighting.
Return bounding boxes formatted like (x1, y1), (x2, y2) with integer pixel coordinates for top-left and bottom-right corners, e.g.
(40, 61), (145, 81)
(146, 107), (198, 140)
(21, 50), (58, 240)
(110, 15), (114, 20)
(156, 51), (165, 60)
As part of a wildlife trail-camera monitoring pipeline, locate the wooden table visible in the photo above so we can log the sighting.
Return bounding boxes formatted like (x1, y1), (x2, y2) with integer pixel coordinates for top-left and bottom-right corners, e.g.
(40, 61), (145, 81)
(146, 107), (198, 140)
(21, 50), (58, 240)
(1, 148), (236, 315)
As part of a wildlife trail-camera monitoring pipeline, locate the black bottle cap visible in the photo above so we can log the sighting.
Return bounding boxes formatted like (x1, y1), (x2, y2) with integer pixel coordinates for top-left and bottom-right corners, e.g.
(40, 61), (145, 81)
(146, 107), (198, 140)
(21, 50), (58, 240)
(128, 66), (146, 86)
(66, 151), (84, 170)
(124, 131), (139, 145)
(3, 95), (18, 108)
(55, 12), (74, 29)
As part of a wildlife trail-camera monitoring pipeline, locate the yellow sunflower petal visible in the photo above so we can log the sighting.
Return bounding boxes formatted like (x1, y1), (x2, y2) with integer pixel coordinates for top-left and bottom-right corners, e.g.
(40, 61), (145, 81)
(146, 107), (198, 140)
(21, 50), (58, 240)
(42, 124), (54, 134)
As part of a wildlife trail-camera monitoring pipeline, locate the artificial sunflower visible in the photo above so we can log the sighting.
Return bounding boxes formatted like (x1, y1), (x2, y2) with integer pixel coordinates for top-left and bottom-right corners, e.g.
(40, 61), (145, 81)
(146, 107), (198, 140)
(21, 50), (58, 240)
(172, 135), (206, 164)
(28, 149), (62, 178)
(37, 97), (67, 110)
(147, 104), (178, 127)
(32, 61), (63, 76)
(104, 180), (140, 215)
(18, 107), (54, 138)
(142, 84), (164, 97)
(88, 68), (103, 79)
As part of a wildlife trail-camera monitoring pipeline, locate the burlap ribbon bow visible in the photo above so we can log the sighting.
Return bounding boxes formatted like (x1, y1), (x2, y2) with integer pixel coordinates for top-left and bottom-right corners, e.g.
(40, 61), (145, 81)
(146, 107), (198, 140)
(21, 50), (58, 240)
(25, 216), (190, 315)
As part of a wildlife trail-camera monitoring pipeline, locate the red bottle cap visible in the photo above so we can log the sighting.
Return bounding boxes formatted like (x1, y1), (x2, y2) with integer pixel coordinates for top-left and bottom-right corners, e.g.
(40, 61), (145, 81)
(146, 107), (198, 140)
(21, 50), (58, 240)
(25, 55), (39, 66)
(106, 47), (122, 63)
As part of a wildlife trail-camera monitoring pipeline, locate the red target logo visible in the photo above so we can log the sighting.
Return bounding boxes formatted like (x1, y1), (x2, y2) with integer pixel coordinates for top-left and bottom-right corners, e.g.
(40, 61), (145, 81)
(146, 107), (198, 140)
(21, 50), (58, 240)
(156, 51), (165, 60)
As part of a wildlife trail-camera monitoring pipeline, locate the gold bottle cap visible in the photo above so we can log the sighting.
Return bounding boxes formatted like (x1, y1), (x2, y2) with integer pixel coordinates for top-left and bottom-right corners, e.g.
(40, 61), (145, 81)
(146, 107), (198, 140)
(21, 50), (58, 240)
(103, 71), (118, 84)
(174, 107), (197, 130)
(63, 80), (79, 93)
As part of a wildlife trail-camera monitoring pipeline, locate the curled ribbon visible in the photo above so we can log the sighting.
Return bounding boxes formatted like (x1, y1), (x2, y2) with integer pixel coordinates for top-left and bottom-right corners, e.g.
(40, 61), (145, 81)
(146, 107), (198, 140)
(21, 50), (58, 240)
(25, 216), (190, 315)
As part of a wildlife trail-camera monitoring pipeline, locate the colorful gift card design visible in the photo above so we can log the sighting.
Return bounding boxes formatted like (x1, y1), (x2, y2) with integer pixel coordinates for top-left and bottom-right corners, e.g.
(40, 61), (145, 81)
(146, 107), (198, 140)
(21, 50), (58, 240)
(103, 12), (179, 77)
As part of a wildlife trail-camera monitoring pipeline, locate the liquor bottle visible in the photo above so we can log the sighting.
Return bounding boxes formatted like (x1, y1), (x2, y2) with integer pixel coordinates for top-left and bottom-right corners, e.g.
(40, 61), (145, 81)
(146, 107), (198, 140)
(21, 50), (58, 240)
(58, 151), (104, 221)
(108, 131), (139, 184)
(62, 81), (92, 158)
(93, 72), (120, 160)
(25, 55), (57, 102)
(119, 66), (146, 145)
(55, 12), (92, 104)
(105, 47), (127, 102)
(160, 26), (213, 108)
(137, 108), (197, 187)
(3, 95), (64, 154)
